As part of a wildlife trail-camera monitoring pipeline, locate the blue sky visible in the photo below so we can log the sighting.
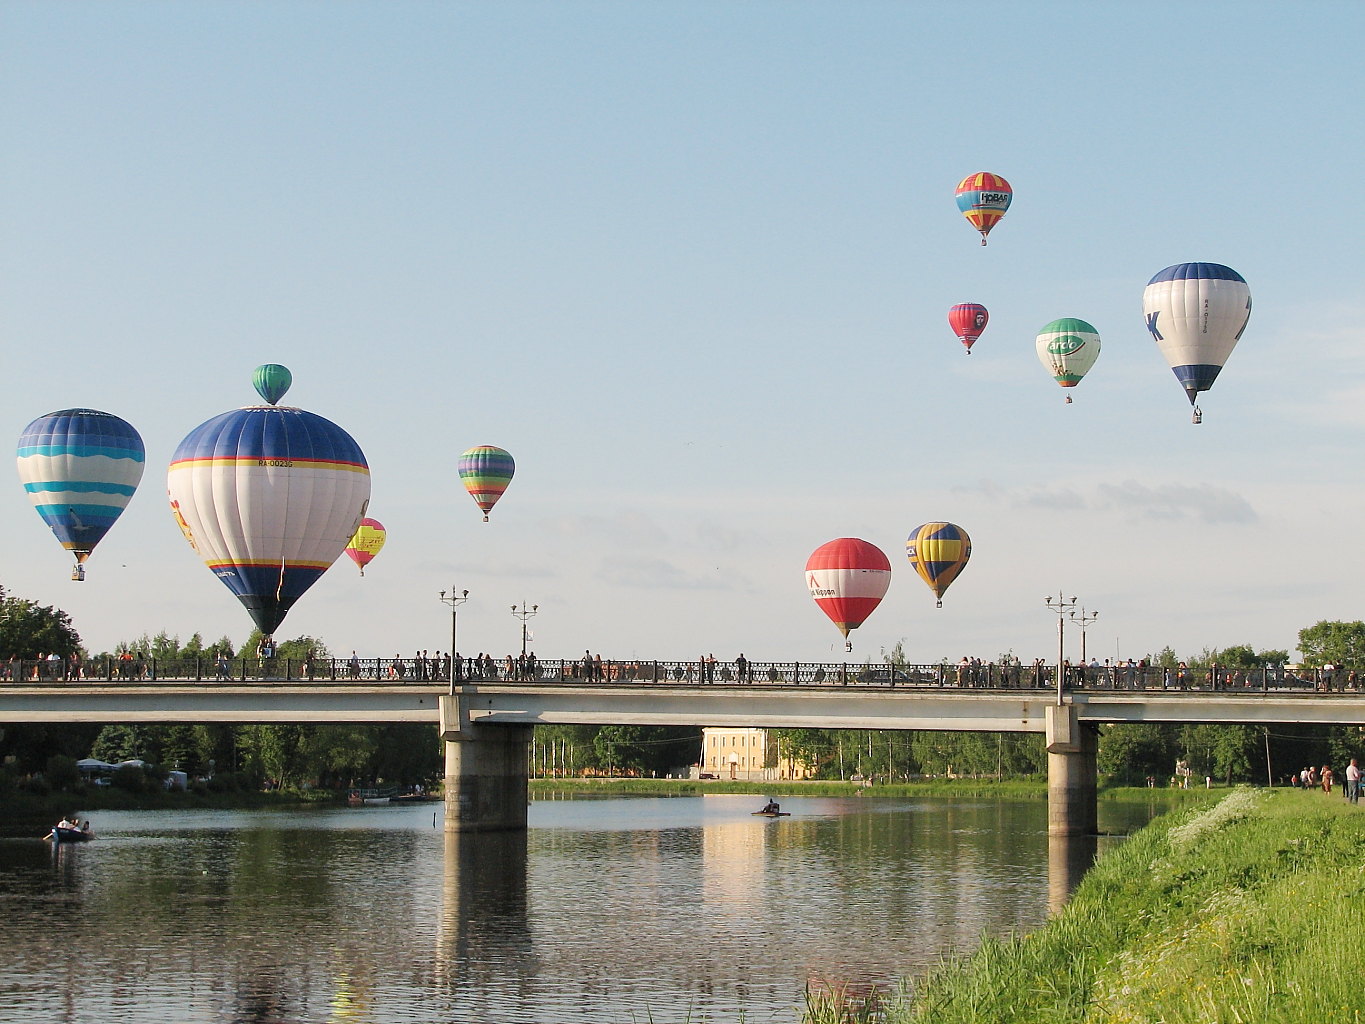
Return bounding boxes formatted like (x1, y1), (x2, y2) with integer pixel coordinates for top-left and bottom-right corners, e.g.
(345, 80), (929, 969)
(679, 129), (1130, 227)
(2, 2), (1362, 665)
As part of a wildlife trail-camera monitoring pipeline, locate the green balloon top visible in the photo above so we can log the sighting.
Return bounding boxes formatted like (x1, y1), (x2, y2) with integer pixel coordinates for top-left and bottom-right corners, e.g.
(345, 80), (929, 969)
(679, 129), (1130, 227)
(252, 364), (293, 406)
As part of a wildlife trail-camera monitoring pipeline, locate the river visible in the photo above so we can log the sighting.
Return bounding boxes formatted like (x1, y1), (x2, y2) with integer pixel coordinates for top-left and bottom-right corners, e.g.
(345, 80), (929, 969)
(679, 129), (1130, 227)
(0, 793), (1167, 1023)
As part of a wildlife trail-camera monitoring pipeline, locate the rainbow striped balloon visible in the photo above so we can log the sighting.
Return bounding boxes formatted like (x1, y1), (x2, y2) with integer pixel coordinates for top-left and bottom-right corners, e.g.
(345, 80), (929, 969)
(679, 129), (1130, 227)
(458, 445), (515, 522)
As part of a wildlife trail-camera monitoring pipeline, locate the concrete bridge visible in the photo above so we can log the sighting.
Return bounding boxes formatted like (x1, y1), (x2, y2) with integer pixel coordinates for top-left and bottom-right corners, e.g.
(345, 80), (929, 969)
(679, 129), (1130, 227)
(3, 668), (1363, 837)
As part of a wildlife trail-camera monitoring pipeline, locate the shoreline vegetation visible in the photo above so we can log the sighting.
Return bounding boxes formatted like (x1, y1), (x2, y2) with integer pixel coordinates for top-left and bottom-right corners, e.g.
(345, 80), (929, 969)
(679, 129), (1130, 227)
(3, 776), (1215, 835)
(804, 788), (1365, 1024)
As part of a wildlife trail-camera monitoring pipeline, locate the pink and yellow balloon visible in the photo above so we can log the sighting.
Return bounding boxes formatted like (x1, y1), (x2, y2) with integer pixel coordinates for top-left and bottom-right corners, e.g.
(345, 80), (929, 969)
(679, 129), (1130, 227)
(344, 517), (386, 576)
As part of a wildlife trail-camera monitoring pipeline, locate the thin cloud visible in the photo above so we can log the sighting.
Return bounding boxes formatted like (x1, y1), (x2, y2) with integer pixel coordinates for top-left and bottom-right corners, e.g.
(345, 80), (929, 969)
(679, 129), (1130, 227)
(1094, 481), (1256, 525)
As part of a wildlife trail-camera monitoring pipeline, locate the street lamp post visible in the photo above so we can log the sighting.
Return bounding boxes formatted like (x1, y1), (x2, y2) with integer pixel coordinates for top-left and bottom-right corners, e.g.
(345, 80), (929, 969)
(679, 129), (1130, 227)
(511, 601), (538, 658)
(438, 587), (469, 694)
(1043, 593), (1077, 705)
(1069, 606), (1099, 671)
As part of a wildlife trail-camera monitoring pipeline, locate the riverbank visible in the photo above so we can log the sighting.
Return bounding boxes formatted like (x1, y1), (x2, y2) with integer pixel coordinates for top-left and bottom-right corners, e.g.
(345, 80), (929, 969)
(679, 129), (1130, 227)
(807, 788), (1365, 1023)
(528, 776), (1217, 806)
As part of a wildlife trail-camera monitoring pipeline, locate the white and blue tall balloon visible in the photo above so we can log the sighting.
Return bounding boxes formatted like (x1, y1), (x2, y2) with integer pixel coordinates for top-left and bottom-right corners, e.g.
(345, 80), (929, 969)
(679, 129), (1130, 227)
(1142, 263), (1251, 423)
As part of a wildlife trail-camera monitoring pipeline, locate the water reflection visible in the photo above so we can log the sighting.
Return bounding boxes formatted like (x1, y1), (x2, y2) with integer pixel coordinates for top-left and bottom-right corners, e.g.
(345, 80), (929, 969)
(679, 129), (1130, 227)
(0, 796), (1171, 1024)
(1047, 834), (1098, 916)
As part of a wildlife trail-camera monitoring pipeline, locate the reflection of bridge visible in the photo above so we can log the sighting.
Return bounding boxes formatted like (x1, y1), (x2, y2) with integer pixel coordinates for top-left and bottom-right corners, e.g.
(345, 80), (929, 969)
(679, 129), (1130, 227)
(4, 666), (1363, 838)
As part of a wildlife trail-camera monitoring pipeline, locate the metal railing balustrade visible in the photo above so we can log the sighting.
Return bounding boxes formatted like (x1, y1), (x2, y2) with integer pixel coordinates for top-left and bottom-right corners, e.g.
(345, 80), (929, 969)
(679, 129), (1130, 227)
(0, 656), (1355, 695)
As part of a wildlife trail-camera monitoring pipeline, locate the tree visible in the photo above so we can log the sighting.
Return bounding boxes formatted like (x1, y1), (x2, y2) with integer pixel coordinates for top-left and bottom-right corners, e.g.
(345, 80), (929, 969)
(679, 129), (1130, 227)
(1297, 621), (1365, 666)
(0, 586), (82, 659)
(1098, 724), (1175, 785)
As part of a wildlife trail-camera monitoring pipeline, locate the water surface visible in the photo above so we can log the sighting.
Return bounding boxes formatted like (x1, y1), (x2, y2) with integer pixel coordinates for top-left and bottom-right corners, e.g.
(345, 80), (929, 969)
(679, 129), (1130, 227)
(0, 794), (1164, 1023)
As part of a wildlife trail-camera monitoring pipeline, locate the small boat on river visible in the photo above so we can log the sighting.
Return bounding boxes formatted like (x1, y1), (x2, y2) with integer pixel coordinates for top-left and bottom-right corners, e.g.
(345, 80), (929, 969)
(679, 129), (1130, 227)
(347, 787), (397, 807)
(751, 810), (791, 817)
(45, 822), (95, 842)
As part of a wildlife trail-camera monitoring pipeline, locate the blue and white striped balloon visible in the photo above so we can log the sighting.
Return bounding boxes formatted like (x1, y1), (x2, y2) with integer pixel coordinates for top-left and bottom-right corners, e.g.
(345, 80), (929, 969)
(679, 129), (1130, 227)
(16, 409), (145, 570)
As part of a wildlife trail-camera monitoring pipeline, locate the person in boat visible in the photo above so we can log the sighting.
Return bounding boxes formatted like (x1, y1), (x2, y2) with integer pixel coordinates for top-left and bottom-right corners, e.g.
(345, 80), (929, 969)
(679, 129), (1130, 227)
(760, 799), (780, 814)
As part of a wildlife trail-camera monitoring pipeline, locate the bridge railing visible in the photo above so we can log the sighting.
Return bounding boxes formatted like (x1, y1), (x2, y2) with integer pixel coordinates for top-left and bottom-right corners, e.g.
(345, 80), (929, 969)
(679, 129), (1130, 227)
(0, 656), (1353, 693)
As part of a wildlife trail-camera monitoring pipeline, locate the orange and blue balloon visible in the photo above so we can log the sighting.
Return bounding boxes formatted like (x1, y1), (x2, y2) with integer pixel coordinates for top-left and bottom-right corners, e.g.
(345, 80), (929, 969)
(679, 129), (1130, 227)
(16, 409), (145, 574)
(905, 522), (971, 608)
(948, 303), (989, 354)
(458, 445), (515, 522)
(344, 517), (386, 576)
(955, 172), (1012, 245)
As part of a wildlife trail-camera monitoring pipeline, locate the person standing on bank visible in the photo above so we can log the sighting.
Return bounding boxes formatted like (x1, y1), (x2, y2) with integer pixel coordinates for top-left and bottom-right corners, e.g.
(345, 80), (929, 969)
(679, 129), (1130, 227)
(1347, 758), (1361, 804)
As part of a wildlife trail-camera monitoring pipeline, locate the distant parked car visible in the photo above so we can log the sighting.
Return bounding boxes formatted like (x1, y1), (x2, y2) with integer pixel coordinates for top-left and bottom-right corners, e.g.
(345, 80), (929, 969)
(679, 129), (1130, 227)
(698, 772), (718, 780)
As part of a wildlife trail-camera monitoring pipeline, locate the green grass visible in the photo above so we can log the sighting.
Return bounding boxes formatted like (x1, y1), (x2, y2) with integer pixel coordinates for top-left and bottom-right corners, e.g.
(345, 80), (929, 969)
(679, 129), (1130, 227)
(804, 788), (1365, 1024)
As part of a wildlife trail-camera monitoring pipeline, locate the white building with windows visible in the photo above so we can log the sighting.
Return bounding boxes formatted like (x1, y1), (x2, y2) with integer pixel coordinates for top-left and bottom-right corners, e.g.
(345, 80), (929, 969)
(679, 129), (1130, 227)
(696, 727), (813, 780)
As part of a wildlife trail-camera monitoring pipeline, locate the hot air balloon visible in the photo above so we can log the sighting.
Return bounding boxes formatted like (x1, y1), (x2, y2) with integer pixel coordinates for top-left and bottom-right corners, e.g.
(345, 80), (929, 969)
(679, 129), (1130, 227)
(458, 446), (514, 522)
(955, 172), (1012, 245)
(1035, 318), (1101, 403)
(252, 364), (293, 406)
(948, 303), (989, 354)
(167, 405), (370, 636)
(905, 522), (971, 608)
(344, 517), (386, 576)
(1141, 263), (1251, 424)
(17, 409), (145, 579)
(805, 538), (891, 650)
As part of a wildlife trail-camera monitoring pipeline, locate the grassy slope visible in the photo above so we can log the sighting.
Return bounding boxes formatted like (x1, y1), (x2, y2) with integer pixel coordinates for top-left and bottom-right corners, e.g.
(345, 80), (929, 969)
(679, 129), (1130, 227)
(869, 788), (1365, 1024)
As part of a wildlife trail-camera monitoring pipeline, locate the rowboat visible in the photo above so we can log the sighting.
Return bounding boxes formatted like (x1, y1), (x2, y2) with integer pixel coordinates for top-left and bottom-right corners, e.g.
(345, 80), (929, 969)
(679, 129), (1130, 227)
(751, 810), (791, 817)
(45, 825), (95, 843)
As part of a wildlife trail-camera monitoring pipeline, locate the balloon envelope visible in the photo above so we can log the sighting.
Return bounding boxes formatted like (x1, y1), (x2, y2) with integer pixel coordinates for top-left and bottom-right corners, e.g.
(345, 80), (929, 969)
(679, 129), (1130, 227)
(948, 303), (989, 353)
(17, 409), (145, 567)
(167, 406), (370, 635)
(458, 445), (515, 522)
(344, 517), (386, 576)
(805, 538), (891, 638)
(954, 172), (1012, 244)
(905, 522), (971, 607)
(252, 364), (293, 406)
(1141, 263), (1251, 406)
(1036, 318), (1101, 393)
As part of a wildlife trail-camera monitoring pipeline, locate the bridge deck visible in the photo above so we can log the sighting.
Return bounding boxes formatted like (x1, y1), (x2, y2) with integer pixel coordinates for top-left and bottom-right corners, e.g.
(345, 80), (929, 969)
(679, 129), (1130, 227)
(1, 678), (1363, 730)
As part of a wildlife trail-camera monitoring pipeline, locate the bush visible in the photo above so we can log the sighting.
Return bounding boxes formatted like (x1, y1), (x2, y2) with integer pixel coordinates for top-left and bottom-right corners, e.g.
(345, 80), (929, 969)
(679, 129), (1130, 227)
(111, 764), (160, 794)
(45, 754), (80, 792)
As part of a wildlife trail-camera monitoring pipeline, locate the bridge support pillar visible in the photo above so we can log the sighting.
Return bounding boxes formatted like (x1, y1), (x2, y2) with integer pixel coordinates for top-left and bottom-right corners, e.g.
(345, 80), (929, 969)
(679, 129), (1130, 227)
(1045, 704), (1097, 837)
(440, 695), (531, 833)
